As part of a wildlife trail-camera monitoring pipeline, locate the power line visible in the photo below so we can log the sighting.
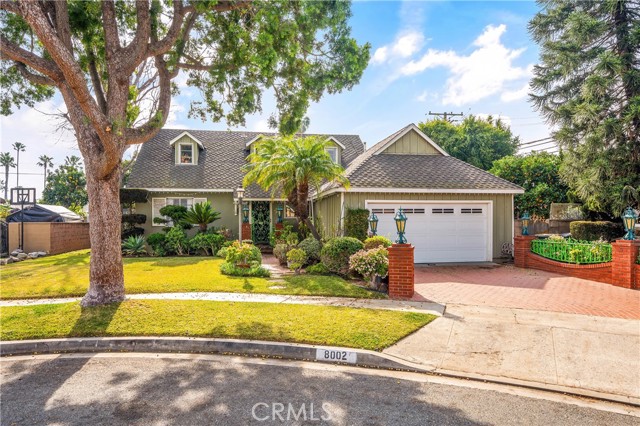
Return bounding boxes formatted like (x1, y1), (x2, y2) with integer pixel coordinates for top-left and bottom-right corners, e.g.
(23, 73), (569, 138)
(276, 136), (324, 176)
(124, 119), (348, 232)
(520, 140), (557, 149)
(427, 111), (464, 122)
(518, 137), (554, 146)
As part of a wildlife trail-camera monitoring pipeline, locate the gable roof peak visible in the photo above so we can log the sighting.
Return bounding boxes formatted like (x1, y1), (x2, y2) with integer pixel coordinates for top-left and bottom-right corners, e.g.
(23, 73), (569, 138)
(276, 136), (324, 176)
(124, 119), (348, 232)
(372, 123), (449, 156)
(168, 131), (205, 148)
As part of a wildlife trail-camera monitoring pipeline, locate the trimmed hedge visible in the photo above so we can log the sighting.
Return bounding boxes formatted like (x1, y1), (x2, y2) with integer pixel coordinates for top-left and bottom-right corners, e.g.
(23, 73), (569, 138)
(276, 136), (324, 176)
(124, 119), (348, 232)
(120, 188), (149, 204)
(297, 237), (321, 264)
(344, 208), (370, 241)
(320, 237), (364, 276)
(569, 221), (624, 242)
(121, 213), (147, 225)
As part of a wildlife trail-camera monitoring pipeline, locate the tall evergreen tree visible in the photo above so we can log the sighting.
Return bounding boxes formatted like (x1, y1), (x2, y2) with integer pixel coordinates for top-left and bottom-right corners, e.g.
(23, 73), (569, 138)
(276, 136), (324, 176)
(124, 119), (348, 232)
(529, 0), (640, 215)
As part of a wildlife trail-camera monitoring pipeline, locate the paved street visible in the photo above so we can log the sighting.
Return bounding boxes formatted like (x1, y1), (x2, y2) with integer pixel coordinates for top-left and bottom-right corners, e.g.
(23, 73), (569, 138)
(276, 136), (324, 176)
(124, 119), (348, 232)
(413, 264), (640, 319)
(1, 353), (638, 425)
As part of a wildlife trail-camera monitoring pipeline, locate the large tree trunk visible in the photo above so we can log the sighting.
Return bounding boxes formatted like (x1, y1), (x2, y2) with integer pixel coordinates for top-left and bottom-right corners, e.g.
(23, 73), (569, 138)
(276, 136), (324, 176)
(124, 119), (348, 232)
(81, 165), (125, 307)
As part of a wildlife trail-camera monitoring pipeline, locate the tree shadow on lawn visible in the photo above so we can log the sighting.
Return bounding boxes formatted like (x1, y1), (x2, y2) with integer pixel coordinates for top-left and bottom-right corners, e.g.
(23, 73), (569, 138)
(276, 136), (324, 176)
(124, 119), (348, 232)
(68, 301), (122, 337)
(128, 256), (214, 268)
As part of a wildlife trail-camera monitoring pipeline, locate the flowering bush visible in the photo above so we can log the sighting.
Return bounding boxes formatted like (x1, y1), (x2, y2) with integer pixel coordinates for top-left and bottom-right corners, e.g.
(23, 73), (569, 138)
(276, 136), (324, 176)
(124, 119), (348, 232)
(349, 247), (389, 280)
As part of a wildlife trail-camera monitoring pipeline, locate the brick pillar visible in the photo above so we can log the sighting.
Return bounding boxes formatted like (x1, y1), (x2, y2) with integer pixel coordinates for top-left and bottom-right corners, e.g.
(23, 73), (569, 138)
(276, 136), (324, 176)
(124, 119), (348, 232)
(611, 239), (639, 289)
(514, 235), (535, 268)
(274, 222), (283, 239)
(388, 244), (414, 299)
(241, 222), (252, 241)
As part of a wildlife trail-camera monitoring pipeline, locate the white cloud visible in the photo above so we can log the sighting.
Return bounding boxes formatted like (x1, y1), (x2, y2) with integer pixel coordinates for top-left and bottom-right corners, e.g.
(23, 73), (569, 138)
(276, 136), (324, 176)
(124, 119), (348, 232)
(399, 24), (532, 106)
(371, 31), (424, 64)
(500, 82), (530, 103)
(251, 119), (271, 132)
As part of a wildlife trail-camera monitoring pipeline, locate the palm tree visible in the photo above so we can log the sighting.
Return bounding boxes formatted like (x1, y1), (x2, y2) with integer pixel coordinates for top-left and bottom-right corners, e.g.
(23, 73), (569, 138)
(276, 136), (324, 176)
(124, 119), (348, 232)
(184, 201), (222, 232)
(64, 155), (83, 168)
(0, 152), (15, 200)
(37, 155), (54, 188)
(243, 135), (349, 240)
(12, 142), (26, 187)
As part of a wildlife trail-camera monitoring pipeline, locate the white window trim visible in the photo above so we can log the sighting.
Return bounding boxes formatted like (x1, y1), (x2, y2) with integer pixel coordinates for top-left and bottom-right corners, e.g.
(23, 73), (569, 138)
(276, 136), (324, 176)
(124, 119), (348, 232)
(177, 142), (195, 165)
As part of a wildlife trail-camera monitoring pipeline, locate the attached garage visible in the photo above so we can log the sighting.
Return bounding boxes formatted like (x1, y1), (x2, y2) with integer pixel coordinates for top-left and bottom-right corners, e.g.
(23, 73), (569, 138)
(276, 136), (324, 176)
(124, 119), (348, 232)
(313, 123), (524, 263)
(366, 201), (492, 263)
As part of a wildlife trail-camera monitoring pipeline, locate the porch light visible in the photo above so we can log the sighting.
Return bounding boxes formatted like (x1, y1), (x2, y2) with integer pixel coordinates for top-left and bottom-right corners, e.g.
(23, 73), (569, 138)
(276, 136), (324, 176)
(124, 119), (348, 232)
(622, 207), (637, 240)
(368, 212), (378, 236)
(242, 204), (250, 223)
(276, 204), (284, 224)
(521, 211), (530, 236)
(394, 207), (407, 244)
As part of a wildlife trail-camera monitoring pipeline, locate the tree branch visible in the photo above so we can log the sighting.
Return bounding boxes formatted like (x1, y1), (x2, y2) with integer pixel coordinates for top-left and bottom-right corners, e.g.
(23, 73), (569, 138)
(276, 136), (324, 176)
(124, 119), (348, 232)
(121, 0), (151, 74)
(87, 50), (108, 114)
(147, 0), (190, 57)
(53, 0), (73, 53)
(0, 35), (63, 82)
(12, 61), (56, 86)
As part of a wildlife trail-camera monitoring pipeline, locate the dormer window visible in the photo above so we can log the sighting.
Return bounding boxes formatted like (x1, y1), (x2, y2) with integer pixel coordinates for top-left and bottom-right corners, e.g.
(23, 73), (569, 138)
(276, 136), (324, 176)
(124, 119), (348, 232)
(326, 147), (338, 163)
(178, 142), (194, 164)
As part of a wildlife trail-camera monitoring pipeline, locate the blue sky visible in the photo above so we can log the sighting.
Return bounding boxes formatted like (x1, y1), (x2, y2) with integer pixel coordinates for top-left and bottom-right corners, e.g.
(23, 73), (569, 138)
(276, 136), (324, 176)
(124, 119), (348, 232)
(1, 1), (552, 195)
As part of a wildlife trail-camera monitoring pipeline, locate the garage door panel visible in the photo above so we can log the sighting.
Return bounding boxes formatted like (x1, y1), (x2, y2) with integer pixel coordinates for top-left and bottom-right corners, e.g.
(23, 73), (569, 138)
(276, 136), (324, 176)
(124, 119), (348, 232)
(367, 202), (491, 263)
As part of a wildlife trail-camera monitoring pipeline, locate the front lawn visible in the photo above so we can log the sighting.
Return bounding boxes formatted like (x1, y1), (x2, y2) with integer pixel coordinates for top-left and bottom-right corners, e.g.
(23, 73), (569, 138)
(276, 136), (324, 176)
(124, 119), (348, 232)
(0, 300), (434, 351)
(0, 250), (383, 300)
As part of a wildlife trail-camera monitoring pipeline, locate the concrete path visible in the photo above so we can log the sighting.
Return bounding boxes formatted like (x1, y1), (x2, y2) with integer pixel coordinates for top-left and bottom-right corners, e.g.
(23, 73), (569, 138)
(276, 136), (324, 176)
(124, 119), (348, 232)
(384, 304), (640, 404)
(413, 264), (640, 319)
(0, 292), (445, 316)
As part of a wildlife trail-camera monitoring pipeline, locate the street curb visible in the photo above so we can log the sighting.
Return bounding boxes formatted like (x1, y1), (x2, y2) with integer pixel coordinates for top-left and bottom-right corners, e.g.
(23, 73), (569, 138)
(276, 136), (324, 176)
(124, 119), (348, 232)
(1, 337), (638, 408)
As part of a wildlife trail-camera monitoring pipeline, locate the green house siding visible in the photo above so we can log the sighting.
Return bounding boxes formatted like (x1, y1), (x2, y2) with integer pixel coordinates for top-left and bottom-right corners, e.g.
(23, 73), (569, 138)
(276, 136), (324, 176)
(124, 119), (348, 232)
(137, 191), (237, 236)
(313, 194), (343, 239)
(316, 191), (513, 259)
(382, 129), (442, 155)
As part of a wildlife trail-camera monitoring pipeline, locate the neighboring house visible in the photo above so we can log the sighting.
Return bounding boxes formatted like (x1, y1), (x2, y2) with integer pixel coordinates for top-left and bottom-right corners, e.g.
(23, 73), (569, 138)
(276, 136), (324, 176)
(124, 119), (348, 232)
(128, 124), (524, 263)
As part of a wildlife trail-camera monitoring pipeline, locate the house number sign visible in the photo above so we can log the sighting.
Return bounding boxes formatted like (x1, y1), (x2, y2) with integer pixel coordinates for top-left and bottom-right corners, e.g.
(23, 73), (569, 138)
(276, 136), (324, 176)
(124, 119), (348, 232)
(315, 348), (357, 364)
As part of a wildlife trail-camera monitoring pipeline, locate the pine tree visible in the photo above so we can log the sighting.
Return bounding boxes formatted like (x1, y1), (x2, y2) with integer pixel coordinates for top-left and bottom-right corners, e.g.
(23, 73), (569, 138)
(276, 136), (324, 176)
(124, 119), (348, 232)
(529, 0), (640, 216)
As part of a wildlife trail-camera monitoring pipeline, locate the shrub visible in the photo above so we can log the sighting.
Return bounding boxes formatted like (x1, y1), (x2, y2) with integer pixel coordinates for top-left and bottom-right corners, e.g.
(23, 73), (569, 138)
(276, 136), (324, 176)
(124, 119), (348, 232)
(320, 237), (364, 275)
(570, 221), (624, 242)
(272, 224), (299, 247)
(119, 188), (149, 205)
(306, 263), (330, 275)
(121, 214), (147, 225)
(225, 240), (262, 266)
(216, 246), (229, 258)
(363, 236), (392, 250)
(219, 262), (271, 277)
(214, 227), (234, 241)
(154, 205), (192, 229)
(273, 243), (295, 265)
(349, 247), (389, 280)
(184, 201), (221, 232)
(344, 208), (370, 241)
(121, 226), (145, 239)
(286, 248), (307, 273)
(297, 237), (321, 264)
(121, 235), (147, 256)
(164, 226), (189, 255)
(147, 232), (166, 256)
(190, 233), (225, 256)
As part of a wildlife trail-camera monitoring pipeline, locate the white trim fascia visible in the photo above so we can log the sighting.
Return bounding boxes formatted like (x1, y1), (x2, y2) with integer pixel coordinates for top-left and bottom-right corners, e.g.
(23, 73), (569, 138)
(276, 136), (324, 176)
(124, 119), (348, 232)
(365, 199), (494, 262)
(245, 135), (264, 147)
(373, 124), (449, 156)
(168, 131), (204, 148)
(244, 198), (287, 201)
(325, 136), (346, 150)
(316, 187), (524, 198)
(143, 188), (235, 193)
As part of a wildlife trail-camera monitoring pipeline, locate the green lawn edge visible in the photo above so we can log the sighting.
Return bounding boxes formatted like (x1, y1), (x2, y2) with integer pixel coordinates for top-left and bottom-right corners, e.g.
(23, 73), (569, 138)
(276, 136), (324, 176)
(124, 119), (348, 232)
(0, 250), (385, 300)
(0, 300), (435, 351)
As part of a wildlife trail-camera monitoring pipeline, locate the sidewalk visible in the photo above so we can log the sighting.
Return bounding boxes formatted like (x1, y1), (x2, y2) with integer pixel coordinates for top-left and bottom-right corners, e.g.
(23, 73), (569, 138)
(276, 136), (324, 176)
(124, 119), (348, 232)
(384, 304), (640, 404)
(0, 292), (445, 315)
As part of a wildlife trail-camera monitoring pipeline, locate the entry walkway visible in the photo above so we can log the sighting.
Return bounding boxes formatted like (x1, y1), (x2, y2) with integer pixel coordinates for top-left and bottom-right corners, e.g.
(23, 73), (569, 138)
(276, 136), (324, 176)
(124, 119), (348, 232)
(384, 304), (640, 404)
(413, 264), (640, 319)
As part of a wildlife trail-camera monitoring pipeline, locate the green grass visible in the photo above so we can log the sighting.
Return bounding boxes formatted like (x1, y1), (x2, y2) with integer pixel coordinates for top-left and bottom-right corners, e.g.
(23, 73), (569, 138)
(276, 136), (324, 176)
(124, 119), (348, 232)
(0, 300), (435, 351)
(0, 250), (383, 300)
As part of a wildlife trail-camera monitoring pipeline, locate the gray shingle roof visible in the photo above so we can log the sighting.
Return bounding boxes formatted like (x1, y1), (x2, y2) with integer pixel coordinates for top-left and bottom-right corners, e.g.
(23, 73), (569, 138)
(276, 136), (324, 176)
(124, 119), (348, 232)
(127, 129), (365, 197)
(320, 123), (523, 193)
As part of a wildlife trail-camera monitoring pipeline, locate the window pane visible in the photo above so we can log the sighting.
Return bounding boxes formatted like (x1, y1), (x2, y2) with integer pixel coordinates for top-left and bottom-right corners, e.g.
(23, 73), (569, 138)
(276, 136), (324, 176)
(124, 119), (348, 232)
(326, 148), (337, 163)
(180, 144), (193, 164)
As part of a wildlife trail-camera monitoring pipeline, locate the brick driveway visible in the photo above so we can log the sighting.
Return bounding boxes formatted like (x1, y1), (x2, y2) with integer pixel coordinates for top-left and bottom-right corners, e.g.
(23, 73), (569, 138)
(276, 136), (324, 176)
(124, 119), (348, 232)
(413, 264), (640, 319)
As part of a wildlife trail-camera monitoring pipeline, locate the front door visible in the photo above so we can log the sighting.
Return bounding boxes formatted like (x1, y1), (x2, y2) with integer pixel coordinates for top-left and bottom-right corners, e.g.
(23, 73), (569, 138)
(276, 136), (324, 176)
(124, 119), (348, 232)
(251, 201), (271, 244)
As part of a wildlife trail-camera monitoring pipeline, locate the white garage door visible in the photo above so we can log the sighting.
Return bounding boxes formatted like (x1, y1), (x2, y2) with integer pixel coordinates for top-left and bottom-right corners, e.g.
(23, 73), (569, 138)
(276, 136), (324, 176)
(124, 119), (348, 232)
(367, 202), (491, 263)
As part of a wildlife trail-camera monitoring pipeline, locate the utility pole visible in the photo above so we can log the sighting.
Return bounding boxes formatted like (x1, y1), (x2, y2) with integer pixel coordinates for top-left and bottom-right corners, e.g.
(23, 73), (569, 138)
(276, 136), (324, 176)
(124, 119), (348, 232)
(427, 111), (464, 122)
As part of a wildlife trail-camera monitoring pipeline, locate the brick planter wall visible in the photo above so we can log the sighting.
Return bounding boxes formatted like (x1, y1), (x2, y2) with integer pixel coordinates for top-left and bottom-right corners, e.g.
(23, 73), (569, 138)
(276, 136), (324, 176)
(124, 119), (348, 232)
(388, 244), (414, 299)
(514, 236), (639, 289)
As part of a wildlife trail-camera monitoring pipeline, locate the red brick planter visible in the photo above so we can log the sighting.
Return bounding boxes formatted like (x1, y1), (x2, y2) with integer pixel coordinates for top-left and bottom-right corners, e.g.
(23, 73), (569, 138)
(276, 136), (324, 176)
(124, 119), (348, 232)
(514, 236), (639, 289)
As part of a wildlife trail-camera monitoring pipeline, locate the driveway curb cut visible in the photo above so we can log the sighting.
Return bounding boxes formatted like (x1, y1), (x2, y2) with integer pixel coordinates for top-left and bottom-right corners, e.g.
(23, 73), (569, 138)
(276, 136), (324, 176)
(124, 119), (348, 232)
(1, 337), (637, 408)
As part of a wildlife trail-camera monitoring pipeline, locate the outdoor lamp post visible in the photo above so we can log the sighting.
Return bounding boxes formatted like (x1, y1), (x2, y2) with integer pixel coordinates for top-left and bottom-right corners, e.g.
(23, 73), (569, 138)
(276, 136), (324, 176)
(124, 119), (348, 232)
(368, 212), (378, 236)
(394, 207), (407, 244)
(521, 211), (530, 236)
(236, 187), (245, 241)
(276, 204), (284, 224)
(622, 207), (638, 240)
